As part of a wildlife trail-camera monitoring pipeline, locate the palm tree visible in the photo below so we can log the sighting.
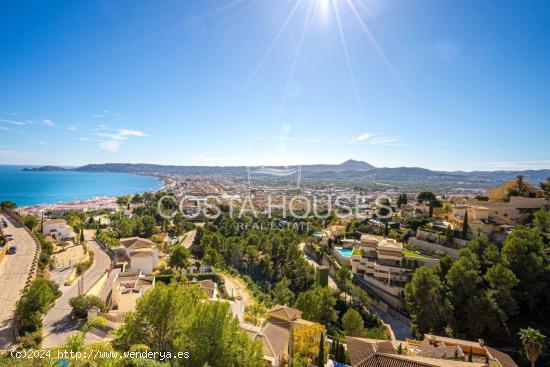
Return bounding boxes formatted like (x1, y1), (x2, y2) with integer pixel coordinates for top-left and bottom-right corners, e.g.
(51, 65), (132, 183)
(519, 327), (546, 367)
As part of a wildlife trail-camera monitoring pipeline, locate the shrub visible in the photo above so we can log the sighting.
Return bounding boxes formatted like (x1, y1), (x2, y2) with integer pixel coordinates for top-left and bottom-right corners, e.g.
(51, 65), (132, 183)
(14, 279), (61, 334)
(18, 331), (42, 349)
(38, 253), (50, 270)
(76, 251), (94, 275)
(69, 295), (108, 318)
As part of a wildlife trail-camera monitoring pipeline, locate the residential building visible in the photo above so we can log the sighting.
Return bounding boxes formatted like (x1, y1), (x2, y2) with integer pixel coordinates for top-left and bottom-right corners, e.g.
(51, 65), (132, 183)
(242, 305), (319, 367)
(345, 334), (518, 367)
(350, 237), (437, 309)
(463, 196), (547, 225)
(188, 279), (218, 299)
(115, 237), (159, 274)
(488, 180), (543, 202)
(111, 271), (155, 313)
(41, 219), (74, 240)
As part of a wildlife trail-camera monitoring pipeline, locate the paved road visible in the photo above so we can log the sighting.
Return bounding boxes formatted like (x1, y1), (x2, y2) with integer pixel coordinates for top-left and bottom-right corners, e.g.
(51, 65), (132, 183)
(0, 214), (37, 349)
(41, 231), (111, 348)
(369, 305), (412, 341)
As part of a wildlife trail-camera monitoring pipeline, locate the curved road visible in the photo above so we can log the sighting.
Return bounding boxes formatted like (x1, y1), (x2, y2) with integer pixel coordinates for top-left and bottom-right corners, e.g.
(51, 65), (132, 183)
(0, 214), (37, 349)
(42, 230), (111, 348)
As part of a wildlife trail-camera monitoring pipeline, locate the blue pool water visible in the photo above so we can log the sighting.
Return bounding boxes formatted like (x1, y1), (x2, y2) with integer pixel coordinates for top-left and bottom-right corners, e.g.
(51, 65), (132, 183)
(0, 165), (163, 206)
(336, 247), (353, 258)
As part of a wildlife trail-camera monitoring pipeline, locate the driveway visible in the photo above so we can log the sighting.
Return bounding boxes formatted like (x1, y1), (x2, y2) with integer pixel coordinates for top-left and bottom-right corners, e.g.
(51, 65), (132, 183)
(181, 229), (196, 249)
(0, 213), (37, 349)
(369, 305), (412, 341)
(41, 233), (111, 348)
(221, 273), (255, 307)
(299, 243), (337, 289)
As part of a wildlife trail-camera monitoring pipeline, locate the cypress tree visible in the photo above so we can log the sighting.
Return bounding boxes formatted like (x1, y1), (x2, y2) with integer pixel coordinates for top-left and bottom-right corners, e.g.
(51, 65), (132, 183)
(318, 332), (325, 367)
(462, 211), (469, 240)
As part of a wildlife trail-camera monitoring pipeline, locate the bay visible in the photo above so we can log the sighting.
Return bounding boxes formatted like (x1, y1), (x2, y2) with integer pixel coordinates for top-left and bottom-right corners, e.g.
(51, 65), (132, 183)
(0, 165), (162, 206)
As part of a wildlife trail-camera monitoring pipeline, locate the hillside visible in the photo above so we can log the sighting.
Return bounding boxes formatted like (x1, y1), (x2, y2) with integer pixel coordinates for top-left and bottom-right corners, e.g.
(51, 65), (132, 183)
(23, 161), (550, 188)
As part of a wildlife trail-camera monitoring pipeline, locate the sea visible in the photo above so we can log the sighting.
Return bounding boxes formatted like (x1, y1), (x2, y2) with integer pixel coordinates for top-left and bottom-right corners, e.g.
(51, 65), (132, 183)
(0, 165), (163, 206)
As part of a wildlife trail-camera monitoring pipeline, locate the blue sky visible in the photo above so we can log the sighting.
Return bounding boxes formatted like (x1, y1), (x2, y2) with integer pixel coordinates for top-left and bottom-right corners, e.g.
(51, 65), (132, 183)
(1, 0), (549, 171)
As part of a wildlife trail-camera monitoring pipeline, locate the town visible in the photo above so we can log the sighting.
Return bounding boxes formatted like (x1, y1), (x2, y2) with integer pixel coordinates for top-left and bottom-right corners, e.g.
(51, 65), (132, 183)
(1, 174), (549, 367)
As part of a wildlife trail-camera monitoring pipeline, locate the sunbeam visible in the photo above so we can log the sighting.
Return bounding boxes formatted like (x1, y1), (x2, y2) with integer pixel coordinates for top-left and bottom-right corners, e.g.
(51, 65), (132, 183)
(331, 0), (367, 124)
(345, 0), (403, 87)
(230, 0), (304, 110)
(277, 0), (316, 115)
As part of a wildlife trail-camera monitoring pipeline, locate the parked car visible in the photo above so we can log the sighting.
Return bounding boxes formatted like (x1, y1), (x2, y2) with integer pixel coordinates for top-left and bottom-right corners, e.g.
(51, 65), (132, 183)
(7, 246), (17, 254)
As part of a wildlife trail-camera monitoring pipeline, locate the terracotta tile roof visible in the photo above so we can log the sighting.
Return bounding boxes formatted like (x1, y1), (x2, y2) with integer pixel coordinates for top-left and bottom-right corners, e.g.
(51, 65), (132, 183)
(484, 347), (518, 367)
(262, 321), (290, 360)
(268, 305), (302, 322)
(43, 219), (67, 225)
(242, 320), (289, 363)
(346, 336), (396, 366)
(357, 354), (485, 367)
(120, 237), (156, 249)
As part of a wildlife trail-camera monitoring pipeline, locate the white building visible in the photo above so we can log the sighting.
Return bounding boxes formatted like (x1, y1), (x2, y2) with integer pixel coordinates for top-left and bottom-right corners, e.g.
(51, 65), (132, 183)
(111, 271), (155, 313)
(42, 219), (75, 240)
(115, 237), (159, 274)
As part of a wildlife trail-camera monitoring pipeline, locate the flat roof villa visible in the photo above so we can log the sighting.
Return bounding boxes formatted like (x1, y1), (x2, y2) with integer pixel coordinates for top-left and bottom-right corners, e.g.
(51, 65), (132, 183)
(111, 270), (155, 313)
(348, 237), (438, 310)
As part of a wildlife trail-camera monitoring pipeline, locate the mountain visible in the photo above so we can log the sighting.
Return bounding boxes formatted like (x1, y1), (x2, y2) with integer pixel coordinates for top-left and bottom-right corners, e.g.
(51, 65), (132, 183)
(302, 159), (374, 173)
(22, 161), (550, 189)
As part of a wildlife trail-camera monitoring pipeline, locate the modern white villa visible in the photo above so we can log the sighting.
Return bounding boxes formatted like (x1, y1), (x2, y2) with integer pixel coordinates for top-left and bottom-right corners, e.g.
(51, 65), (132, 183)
(336, 234), (437, 309)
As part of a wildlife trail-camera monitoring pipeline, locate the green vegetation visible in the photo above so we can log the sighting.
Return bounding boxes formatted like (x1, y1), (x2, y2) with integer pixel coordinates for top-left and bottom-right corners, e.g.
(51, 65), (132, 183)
(0, 200), (17, 209)
(69, 295), (108, 318)
(342, 308), (364, 336)
(397, 193), (408, 208)
(192, 210), (319, 304)
(167, 245), (190, 271)
(14, 278), (61, 336)
(115, 282), (264, 367)
(462, 210), (469, 239)
(405, 209), (550, 348)
(292, 323), (326, 367)
(519, 327), (547, 367)
(23, 215), (38, 229)
(295, 287), (338, 326)
(75, 250), (94, 275)
(402, 250), (428, 259)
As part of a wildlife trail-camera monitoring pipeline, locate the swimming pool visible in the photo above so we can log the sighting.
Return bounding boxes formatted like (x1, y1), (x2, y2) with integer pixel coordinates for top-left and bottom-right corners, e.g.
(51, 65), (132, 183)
(336, 247), (353, 258)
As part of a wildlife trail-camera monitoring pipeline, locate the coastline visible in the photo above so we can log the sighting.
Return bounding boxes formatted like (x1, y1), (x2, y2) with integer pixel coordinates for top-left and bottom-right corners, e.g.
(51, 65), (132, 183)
(16, 176), (168, 216)
(0, 165), (173, 213)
